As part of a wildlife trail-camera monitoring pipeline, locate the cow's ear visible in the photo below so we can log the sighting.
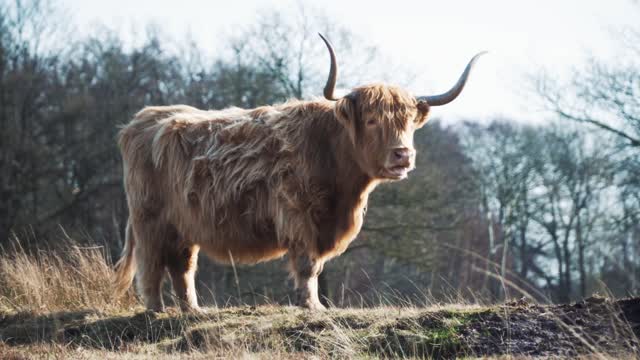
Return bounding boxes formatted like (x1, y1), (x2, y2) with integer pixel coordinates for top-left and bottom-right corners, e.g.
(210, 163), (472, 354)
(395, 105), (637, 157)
(335, 94), (358, 145)
(415, 100), (431, 129)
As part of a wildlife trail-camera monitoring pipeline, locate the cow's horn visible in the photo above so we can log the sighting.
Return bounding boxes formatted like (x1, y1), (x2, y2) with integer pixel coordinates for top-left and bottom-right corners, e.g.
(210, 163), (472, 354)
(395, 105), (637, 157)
(319, 33), (340, 101)
(416, 51), (487, 106)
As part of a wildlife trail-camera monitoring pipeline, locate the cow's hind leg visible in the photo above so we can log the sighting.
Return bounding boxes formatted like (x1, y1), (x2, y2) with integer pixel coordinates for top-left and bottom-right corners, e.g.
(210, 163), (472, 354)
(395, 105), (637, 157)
(131, 220), (175, 312)
(290, 254), (326, 310)
(167, 242), (201, 312)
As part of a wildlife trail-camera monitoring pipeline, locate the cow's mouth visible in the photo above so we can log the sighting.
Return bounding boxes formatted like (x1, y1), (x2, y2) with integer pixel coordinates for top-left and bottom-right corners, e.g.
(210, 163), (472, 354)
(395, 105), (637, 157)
(383, 165), (413, 180)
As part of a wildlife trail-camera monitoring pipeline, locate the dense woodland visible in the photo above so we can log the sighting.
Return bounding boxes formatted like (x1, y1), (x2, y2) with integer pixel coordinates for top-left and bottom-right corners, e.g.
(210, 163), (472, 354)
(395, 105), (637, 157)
(1, 1), (638, 306)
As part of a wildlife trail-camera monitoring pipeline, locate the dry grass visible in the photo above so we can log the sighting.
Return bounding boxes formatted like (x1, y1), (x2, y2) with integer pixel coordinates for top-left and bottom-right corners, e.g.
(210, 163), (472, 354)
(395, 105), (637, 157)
(0, 303), (482, 358)
(0, 241), (137, 313)
(0, 239), (638, 359)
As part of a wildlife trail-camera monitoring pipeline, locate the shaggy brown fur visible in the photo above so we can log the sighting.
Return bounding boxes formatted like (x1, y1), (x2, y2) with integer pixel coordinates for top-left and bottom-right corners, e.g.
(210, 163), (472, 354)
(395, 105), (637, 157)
(114, 84), (430, 311)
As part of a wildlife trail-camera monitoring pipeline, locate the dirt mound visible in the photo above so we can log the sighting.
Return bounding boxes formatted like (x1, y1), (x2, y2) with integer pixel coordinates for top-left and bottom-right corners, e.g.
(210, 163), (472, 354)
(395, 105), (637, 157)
(463, 296), (639, 357)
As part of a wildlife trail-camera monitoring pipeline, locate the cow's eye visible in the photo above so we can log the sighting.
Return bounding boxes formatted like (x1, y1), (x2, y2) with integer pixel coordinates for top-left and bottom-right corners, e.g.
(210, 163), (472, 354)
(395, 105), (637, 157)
(366, 118), (377, 127)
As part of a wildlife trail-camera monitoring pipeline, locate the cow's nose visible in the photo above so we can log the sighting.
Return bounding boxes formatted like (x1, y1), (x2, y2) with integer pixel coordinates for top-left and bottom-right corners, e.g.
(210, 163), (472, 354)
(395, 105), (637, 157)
(392, 148), (413, 163)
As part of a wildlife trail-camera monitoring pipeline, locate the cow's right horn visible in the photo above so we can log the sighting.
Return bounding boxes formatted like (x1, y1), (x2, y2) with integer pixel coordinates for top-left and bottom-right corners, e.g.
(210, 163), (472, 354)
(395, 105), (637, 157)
(319, 33), (340, 101)
(416, 51), (487, 106)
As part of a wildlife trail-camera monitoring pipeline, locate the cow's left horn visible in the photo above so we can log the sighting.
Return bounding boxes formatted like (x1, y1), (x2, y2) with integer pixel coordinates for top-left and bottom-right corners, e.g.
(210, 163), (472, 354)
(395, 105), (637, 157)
(416, 51), (487, 106)
(319, 33), (340, 101)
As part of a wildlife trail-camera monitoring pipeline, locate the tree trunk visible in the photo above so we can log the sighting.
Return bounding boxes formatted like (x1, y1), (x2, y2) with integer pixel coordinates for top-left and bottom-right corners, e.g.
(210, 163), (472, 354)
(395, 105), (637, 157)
(519, 223), (528, 278)
(562, 232), (572, 302)
(0, 190), (20, 245)
(576, 214), (586, 298)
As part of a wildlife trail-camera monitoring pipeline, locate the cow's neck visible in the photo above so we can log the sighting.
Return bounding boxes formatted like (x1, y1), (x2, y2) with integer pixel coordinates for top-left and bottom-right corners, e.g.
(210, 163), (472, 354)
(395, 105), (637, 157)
(299, 104), (379, 258)
(328, 109), (379, 218)
(299, 103), (378, 208)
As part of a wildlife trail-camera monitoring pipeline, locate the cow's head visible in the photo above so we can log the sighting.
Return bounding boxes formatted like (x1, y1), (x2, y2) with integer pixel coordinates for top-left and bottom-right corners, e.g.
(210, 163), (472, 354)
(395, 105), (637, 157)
(319, 34), (485, 181)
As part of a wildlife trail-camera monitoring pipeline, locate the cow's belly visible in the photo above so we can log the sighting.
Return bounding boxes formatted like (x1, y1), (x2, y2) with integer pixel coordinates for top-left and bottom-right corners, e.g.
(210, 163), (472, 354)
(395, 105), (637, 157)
(185, 214), (287, 265)
(200, 239), (288, 265)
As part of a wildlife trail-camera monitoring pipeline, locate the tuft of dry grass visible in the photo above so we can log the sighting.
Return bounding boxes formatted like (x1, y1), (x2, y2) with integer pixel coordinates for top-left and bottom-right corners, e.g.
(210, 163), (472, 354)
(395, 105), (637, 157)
(0, 241), (137, 313)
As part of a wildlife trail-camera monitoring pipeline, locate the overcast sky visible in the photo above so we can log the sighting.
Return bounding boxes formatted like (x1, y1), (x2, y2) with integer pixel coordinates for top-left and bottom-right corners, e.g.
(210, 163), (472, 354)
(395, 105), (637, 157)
(60, 0), (638, 122)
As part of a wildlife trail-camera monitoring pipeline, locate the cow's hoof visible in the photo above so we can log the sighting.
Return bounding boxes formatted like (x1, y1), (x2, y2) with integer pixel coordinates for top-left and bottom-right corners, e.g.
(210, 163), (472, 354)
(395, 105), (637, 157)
(181, 305), (204, 314)
(300, 300), (327, 311)
(146, 306), (165, 314)
(138, 308), (163, 320)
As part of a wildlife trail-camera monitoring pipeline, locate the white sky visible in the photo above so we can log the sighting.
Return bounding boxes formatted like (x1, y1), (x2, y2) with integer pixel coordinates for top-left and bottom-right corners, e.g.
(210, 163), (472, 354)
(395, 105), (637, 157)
(61, 0), (639, 122)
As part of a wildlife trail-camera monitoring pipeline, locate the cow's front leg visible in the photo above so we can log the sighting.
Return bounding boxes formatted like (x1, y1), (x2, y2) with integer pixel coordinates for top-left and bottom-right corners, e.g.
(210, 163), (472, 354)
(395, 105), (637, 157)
(290, 254), (326, 310)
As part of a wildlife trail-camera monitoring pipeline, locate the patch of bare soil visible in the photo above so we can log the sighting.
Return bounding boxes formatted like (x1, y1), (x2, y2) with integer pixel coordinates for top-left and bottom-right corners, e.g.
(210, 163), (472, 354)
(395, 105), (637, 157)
(462, 296), (640, 358)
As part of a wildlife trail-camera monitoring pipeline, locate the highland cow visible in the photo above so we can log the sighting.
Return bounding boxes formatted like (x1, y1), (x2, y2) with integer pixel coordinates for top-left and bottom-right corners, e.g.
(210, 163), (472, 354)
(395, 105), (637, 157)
(114, 34), (485, 311)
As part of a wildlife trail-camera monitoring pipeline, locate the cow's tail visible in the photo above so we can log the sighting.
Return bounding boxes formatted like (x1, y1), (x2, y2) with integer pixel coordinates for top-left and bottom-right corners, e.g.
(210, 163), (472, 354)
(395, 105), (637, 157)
(114, 220), (136, 297)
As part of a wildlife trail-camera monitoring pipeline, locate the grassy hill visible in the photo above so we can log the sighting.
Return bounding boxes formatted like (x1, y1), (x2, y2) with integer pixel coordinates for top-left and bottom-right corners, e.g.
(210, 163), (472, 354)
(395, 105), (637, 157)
(1, 297), (639, 359)
(0, 244), (638, 358)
